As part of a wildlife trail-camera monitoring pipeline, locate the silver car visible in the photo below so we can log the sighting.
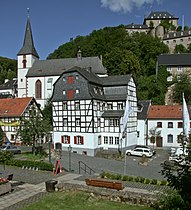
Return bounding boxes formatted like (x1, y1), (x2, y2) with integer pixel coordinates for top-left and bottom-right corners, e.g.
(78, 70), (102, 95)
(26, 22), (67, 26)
(0, 145), (21, 154)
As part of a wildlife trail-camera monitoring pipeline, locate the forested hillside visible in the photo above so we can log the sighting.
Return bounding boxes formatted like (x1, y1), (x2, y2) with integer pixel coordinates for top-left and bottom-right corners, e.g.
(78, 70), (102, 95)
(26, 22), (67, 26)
(0, 57), (17, 85)
(47, 25), (169, 104)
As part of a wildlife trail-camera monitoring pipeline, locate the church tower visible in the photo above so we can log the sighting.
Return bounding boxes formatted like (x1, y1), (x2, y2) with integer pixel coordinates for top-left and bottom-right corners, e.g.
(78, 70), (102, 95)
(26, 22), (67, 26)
(17, 10), (39, 98)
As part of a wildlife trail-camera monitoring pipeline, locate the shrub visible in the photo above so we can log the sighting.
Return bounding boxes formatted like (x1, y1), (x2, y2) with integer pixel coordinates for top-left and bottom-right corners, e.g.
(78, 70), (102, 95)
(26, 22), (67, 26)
(160, 180), (168, 186)
(128, 176), (134, 182)
(150, 179), (158, 185)
(139, 176), (145, 183)
(115, 174), (122, 180)
(5, 159), (54, 171)
(122, 175), (129, 181)
(134, 176), (140, 182)
(144, 178), (150, 184)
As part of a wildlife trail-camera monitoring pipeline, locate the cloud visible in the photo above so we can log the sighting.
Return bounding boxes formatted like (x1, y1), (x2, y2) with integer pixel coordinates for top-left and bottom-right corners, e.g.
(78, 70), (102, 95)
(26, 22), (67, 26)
(100, 0), (162, 13)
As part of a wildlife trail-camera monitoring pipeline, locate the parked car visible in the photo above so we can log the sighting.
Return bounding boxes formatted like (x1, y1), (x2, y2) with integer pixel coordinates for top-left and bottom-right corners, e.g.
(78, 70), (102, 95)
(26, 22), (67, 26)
(126, 147), (153, 158)
(134, 145), (156, 155)
(0, 145), (21, 154)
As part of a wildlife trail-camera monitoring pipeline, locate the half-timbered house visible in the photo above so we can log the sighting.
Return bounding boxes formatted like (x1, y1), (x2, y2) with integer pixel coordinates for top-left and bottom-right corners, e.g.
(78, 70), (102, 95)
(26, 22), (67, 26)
(0, 97), (42, 144)
(51, 66), (137, 156)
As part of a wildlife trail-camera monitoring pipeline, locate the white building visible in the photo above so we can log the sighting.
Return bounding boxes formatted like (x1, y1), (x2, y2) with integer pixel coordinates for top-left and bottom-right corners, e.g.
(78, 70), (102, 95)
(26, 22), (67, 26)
(17, 16), (107, 109)
(147, 105), (190, 148)
(51, 67), (137, 156)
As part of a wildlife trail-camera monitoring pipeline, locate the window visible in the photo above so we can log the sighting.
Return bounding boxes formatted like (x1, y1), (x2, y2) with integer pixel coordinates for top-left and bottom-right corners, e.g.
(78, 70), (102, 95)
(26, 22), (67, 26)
(109, 119), (119, 127)
(178, 122), (182, 128)
(76, 75), (79, 80)
(98, 136), (101, 145)
(75, 102), (80, 110)
(63, 102), (67, 110)
(107, 103), (113, 110)
(61, 135), (70, 144)
(47, 78), (53, 90)
(68, 76), (74, 84)
(168, 122), (173, 128)
(109, 137), (113, 144)
(22, 55), (27, 68)
(167, 66), (172, 71)
(167, 134), (173, 143)
(68, 90), (73, 100)
(137, 131), (140, 138)
(104, 136), (108, 144)
(63, 77), (66, 82)
(157, 122), (162, 128)
(35, 80), (42, 99)
(63, 118), (68, 126)
(177, 134), (182, 143)
(115, 137), (119, 145)
(117, 103), (123, 110)
(76, 89), (80, 94)
(63, 90), (66, 95)
(98, 118), (101, 127)
(75, 118), (80, 126)
(177, 66), (182, 71)
(173, 40), (176, 43)
(97, 102), (100, 111)
(74, 136), (84, 145)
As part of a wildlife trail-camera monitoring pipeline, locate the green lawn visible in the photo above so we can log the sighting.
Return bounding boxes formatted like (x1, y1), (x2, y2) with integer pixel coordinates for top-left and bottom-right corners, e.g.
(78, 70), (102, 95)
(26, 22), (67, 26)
(21, 191), (154, 210)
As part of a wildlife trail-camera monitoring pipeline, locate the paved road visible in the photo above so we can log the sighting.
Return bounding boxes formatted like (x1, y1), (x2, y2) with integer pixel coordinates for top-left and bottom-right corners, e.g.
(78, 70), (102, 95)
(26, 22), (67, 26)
(55, 148), (169, 180)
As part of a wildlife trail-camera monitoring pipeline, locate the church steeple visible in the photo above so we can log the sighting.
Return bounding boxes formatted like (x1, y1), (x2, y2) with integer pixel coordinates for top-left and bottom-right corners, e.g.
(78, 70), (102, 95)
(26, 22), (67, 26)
(17, 10), (39, 58)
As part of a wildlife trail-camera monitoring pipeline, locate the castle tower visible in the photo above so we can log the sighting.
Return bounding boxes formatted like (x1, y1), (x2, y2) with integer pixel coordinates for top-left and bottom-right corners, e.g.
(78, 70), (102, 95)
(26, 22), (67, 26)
(17, 10), (39, 98)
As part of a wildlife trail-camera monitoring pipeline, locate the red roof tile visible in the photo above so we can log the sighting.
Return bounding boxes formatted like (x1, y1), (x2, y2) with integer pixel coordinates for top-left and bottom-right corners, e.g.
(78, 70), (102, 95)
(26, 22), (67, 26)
(0, 97), (33, 117)
(148, 105), (184, 119)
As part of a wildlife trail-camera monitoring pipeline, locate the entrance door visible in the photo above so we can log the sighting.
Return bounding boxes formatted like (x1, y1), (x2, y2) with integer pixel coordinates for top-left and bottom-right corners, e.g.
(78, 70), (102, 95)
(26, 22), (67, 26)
(156, 137), (163, 147)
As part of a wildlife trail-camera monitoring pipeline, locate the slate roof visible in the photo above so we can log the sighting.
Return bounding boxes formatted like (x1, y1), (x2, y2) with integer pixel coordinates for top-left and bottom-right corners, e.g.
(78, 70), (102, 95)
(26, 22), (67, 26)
(0, 79), (17, 90)
(158, 53), (191, 66)
(147, 105), (191, 119)
(100, 75), (131, 86)
(26, 56), (107, 77)
(0, 97), (33, 117)
(137, 100), (151, 120)
(17, 16), (39, 58)
(126, 23), (149, 29)
(144, 11), (178, 21)
(163, 30), (191, 40)
(101, 110), (124, 118)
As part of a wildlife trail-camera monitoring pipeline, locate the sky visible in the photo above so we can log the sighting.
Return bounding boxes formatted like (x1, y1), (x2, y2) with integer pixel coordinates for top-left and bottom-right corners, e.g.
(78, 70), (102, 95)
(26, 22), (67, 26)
(1, 0), (191, 60)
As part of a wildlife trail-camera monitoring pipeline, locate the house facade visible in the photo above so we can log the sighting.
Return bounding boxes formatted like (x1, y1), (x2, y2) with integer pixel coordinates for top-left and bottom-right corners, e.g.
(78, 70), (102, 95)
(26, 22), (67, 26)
(158, 53), (191, 82)
(0, 97), (42, 144)
(147, 105), (190, 148)
(51, 67), (137, 156)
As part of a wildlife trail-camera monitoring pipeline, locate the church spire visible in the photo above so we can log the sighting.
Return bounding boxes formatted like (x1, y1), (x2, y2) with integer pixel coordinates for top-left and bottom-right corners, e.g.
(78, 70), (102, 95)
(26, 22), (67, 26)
(17, 9), (39, 58)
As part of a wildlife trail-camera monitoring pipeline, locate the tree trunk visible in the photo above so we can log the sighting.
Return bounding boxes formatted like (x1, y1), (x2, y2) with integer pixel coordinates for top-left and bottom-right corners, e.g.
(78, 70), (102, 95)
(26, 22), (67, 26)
(32, 135), (36, 155)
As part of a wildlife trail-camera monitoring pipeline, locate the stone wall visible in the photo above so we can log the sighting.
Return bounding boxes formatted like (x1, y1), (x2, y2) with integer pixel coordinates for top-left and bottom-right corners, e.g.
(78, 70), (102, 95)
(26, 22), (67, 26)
(56, 182), (157, 208)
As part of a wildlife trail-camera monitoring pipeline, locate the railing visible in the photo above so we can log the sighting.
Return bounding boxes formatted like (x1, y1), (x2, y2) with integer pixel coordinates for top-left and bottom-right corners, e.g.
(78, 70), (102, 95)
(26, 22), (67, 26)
(78, 161), (95, 175)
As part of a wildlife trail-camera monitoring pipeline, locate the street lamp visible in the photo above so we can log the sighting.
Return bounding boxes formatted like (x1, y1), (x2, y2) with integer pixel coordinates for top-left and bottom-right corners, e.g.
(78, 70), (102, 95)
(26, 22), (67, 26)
(68, 145), (72, 172)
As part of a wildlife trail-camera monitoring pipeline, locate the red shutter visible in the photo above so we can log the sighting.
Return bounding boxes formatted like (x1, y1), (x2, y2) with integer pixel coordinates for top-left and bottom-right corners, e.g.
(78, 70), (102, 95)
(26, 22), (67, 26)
(68, 76), (73, 84)
(81, 136), (84, 145)
(61, 136), (64, 143)
(74, 136), (77, 144)
(68, 90), (73, 100)
(68, 136), (70, 144)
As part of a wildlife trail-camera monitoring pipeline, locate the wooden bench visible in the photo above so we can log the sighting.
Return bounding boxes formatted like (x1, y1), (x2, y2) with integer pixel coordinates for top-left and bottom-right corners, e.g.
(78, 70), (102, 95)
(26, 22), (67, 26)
(85, 178), (124, 190)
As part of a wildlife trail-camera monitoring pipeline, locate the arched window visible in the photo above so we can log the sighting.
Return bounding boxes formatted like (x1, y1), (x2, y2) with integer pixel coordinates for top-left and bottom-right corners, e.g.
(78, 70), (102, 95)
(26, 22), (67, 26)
(35, 80), (42, 99)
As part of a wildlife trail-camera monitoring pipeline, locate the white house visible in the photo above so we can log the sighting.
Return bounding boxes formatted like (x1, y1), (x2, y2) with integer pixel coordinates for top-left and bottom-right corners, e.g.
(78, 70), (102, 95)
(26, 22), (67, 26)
(51, 66), (137, 156)
(147, 105), (190, 148)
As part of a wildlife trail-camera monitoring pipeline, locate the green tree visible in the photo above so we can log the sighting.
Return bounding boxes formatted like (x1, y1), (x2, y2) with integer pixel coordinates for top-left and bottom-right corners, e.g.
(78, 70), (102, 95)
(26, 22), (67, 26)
(104, 48), (140, 76)
(160, 20), (176, 33)
(16, 104), (51, 154)
(175, 44), (187, 53)
(172, 73), (191, 104)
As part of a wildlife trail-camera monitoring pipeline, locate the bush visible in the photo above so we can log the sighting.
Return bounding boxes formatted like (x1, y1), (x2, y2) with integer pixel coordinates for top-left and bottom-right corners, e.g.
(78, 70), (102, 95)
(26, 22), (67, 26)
(150, 179), (158, 185)
(5, 159), (54, 171)
(128, 176), (134, 182)
(144, 178), (150, 184)
(154, 189), (185, 210)
(122, 175), (129, 181)
(160, 180), (168, 186)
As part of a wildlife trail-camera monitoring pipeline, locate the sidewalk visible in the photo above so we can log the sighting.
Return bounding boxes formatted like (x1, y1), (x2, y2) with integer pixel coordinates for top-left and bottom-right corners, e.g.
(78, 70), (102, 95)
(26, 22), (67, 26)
(0, 173), (82, 210)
